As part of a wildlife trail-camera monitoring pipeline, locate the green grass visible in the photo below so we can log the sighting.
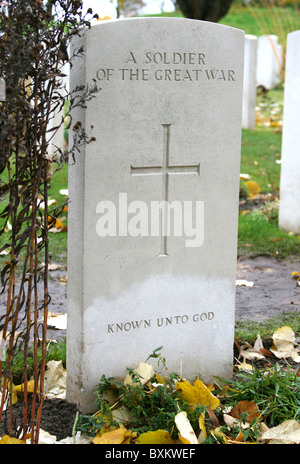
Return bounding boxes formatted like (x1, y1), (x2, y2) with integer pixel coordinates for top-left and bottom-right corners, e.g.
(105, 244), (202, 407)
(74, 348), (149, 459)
(47, 163), (68, 263)
(218, 362), (300, 430)
(0, 162), (68, 266)
(220, 4), (300, 38)
(238, 86), (300, 258)
(240, 127), (282, 193)
(5, 337), (67, 385)
(238, 208), (300, 258)
(235, 310), (300, 344)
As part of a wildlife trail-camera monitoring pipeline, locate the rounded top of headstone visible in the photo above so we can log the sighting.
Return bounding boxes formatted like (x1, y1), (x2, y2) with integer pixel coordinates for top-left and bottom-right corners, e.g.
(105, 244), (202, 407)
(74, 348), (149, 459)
(91, 16), (245, 37)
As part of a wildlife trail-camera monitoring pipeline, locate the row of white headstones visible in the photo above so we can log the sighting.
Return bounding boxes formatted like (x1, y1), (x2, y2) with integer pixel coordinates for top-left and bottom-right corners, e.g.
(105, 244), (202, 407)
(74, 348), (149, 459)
(243, 34), (283, 130)
(243, 31), (300, 235)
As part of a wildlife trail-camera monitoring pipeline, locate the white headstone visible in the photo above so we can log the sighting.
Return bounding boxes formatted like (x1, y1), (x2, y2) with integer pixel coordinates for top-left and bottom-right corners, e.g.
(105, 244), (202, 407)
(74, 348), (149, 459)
(66, 18), (244, 412)
(257, 35), (283, 90)
(242, 34), (257, 129)
(279, 30), (300, 234)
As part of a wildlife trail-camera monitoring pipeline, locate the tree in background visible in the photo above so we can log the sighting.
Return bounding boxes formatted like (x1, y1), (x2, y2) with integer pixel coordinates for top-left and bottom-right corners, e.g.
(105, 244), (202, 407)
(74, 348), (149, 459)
(176, 0), (235, 22)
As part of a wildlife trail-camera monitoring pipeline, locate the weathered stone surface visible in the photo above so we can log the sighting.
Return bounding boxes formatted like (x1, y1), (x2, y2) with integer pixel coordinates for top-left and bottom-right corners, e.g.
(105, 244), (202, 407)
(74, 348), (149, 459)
(66, 18), (244, 412)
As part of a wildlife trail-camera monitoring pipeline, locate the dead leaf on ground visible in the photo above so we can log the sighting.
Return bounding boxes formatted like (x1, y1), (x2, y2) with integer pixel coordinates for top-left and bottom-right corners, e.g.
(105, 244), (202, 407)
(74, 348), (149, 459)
(14, 379), (39, 395)
(198, 411), (207, 441)
(47, 313), (67, 330)
(261, 420), (300, 444)
(230, 400), (261, 424)
(135, 429), (176, 444)
(236, 280), (254, 287)
(59, 189), (68, 196)
(271, 326), (300, 362)
(175, 411), (198, 445)
(93, 427), (136, 444)
(244, 180), (261, 199)
(0, 435), (26, 444)
(112, 406), (132, 424)
(40, 262), (67, 271)
(44, 360), (66, 399)
(124, 362), (154, 386)
(175, 378), (220, 411)
(239, 343), (265, 361)
(291, 271), (300, 284)
(235, 360), (253, 371)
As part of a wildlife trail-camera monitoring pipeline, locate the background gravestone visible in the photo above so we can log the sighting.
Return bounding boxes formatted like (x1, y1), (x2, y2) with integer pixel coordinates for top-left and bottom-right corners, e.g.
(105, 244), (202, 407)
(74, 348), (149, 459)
(66, 18), (244, 412)
(242, 34), (257, 130)
(279, 30), (300, 234)
(256, 34), (283, 90)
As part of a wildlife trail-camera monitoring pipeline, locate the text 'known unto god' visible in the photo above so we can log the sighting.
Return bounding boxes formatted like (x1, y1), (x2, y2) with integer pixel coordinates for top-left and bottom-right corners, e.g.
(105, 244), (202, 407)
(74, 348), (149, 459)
(107, 312), (215, 333)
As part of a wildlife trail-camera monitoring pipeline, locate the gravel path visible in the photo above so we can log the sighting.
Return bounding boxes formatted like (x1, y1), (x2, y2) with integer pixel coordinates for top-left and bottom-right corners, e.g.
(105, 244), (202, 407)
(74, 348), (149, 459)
(235, 255), (300, 322)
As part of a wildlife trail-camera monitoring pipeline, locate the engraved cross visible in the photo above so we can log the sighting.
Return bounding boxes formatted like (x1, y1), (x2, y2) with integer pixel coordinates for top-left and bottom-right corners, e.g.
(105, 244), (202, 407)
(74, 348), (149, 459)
(130, 124), (200, 257)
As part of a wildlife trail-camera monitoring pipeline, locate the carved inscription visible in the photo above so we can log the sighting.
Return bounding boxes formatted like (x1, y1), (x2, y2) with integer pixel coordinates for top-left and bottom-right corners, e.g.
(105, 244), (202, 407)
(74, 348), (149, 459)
(107, 312), (215, 333)
(95, 51), (236, 83)
(130, 124), (201, 257)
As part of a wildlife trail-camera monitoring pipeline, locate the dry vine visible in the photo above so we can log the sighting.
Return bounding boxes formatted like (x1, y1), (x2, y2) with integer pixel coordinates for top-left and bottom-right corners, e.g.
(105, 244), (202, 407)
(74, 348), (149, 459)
(0, 0), (99, 443)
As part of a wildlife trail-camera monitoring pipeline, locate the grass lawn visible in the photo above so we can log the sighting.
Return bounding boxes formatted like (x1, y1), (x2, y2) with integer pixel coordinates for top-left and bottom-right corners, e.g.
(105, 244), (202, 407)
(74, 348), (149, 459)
(220, 4), (300, 40)
(238, 85), (300, 259)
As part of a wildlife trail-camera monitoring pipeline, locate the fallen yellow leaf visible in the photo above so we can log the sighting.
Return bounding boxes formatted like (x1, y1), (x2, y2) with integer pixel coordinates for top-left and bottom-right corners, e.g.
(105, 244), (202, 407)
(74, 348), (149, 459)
(175, 378), (220, 410)
(199, 411), (207, 439)
(4, 381), (18, 405)
(93, 427), (134, 444)
(15, 379), (39, 394)
(97, 15), (112, 20)
(136, 429), (176, 444)
(269, 121), (282, 127)
(244, 180), (260, 199)
(48, 216), (64, 229)
(0, 435), (26, 444)
(291, 271), (300, 279)
(210, 427), (229, 444)
(155, 373), (166, 385)
(178, 435), (190, 444)
(236, 361), (253, 371)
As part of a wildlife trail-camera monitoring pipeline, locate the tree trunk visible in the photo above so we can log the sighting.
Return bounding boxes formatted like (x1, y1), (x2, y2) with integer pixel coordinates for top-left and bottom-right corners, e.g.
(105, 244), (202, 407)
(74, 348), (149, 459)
(176, 0), (234, 22)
